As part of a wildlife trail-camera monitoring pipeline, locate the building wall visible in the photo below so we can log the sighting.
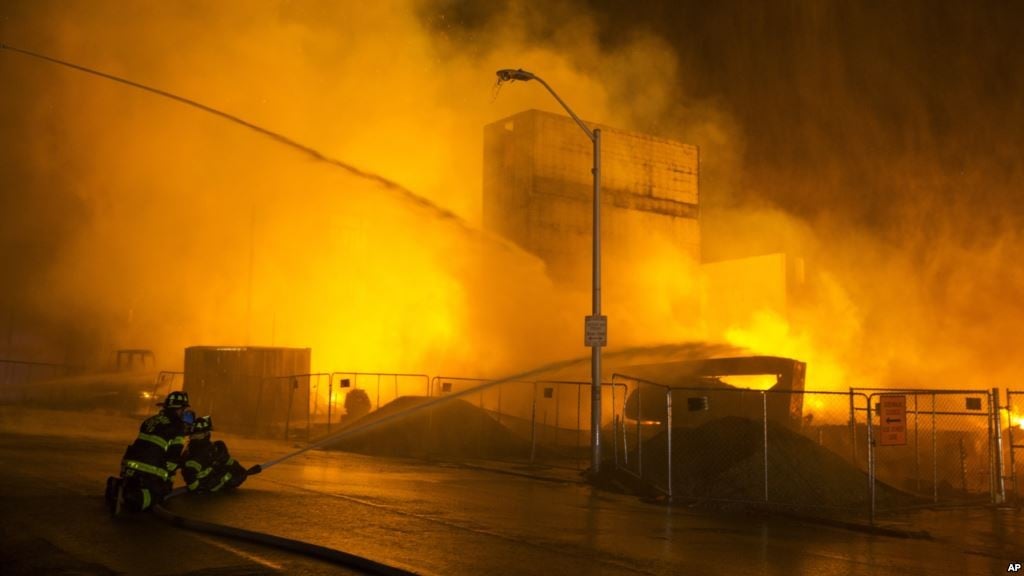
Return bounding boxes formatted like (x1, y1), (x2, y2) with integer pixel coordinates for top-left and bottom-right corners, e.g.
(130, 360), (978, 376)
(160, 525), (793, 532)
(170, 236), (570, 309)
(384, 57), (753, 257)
(484, 110), (700, 286)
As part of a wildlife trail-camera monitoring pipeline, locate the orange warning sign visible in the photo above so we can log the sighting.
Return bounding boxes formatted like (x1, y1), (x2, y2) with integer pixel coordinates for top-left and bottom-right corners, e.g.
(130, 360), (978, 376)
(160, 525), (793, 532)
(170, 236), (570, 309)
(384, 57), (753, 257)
(878, 395), (907, 446)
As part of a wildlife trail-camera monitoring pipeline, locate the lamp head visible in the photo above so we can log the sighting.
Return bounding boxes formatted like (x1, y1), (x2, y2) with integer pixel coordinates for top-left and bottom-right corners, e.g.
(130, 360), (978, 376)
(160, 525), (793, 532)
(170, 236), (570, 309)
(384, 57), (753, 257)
(496, 69), (536, 82)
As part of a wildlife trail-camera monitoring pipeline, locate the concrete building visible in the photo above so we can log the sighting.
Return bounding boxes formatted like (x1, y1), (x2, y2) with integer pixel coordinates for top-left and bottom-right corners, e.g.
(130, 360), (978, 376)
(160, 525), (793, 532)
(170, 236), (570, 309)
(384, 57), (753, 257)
(483, 109), (700, 287)
(483, 109), (804, 346)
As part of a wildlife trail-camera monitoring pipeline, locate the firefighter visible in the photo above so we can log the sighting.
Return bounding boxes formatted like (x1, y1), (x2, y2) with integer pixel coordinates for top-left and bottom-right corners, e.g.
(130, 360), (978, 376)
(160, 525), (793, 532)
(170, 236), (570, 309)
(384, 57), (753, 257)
(107, 390), (192, 515)
(181, 416), (248, 493)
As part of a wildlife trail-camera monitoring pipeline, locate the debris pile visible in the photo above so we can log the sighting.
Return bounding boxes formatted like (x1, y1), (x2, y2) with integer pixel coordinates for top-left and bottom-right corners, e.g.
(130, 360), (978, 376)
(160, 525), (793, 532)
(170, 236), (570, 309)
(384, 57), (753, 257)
(607, 416), (921, 511)
(327, 396), (533, 459)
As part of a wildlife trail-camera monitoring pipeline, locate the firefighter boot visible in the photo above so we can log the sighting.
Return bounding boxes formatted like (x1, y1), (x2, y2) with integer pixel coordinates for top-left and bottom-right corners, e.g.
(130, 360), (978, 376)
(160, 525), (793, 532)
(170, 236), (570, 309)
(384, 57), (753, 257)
(105, 476), (123, 516)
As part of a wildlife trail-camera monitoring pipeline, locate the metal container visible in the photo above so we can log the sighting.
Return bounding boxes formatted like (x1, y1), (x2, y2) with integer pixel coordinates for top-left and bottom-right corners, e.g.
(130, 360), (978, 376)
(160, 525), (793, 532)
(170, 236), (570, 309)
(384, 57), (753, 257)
(184, 346), (311, 437)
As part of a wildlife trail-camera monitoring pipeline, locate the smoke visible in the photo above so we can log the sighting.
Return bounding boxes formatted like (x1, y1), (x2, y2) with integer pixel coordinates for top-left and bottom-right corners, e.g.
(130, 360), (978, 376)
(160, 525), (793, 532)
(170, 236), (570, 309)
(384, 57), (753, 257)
(0, 0), (704, 376)
(2, 1), (1021, 390)
(429, 0), (1024, 389)
(650, 1), (1024, 389)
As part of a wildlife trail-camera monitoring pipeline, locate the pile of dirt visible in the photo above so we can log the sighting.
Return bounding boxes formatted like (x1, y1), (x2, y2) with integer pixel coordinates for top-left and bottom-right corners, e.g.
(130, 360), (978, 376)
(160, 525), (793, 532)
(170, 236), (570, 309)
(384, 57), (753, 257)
(325, 396), (534, 459)
(600, 416), (922, 511)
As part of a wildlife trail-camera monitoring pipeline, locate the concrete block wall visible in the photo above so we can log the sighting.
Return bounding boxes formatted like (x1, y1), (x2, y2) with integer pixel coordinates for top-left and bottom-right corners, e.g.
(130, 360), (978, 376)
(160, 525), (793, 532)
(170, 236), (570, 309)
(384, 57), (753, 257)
(483, 109), (700, 285)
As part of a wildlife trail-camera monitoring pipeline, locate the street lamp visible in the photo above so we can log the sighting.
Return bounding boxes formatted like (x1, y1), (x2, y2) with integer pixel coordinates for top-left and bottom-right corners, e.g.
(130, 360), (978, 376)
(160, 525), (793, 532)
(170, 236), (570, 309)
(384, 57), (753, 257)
(496, 68), (605, 475)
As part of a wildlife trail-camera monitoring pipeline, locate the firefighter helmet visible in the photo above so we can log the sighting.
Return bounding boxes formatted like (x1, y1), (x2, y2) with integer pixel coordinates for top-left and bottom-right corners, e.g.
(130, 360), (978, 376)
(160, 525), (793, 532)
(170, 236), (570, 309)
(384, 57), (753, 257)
(158, 390), (190, 408)
(191, 415), (213, 434)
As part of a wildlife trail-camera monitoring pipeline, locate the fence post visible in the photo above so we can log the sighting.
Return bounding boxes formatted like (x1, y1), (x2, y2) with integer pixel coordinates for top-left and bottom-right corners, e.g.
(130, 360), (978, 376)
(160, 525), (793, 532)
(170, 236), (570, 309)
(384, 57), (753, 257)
(1008, 390), (1018, 504)
(621, 387), (629, 466)
(255, 378), (264, 437)
(666, 387), (673, 501)
(555, 384), (561, 447)
(285, 376), (296, 441)
(993, 387), (1006, 504)
(867, 394), (876, 524)
(327, 377), (333, 434)
(530, 382), (537, 464)
(577, 382), (583, 470)
(310, 375), (318, 426)
(989, 390), (996, 500)
(763, 391), (769, 503)
(932, 393), (938, 504)
(611, 383), (618, 468)
(849, 388), (857, 463)
(637, 381), (643, 480)
(959, 436), (968, 493)
(914, 394), (920, 493)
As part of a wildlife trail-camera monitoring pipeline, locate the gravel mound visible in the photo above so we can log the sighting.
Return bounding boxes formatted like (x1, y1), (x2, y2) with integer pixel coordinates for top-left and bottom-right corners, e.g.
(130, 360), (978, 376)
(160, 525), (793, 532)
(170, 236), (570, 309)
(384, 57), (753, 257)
(604, 416), (921, 511)
(326, 396), (533, 459)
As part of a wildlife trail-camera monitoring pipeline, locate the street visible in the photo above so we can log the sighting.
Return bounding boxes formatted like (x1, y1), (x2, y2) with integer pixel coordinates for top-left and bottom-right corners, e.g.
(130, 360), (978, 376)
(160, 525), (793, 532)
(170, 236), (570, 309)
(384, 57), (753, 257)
(0, 406), (1018, 575)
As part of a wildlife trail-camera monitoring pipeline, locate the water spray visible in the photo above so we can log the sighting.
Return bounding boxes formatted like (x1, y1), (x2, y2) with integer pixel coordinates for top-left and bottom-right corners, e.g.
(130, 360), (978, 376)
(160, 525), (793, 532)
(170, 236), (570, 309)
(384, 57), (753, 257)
(249, 354), (593, 473)
(246, 342), (736, 474)
(0, 42), (527, 256)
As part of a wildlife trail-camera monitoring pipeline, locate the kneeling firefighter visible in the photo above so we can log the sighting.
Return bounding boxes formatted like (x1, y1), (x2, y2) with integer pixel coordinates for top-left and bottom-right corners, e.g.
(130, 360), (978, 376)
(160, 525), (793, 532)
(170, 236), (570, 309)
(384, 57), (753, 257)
(106, 390), (193, 515)
(181, 416), (248, 493)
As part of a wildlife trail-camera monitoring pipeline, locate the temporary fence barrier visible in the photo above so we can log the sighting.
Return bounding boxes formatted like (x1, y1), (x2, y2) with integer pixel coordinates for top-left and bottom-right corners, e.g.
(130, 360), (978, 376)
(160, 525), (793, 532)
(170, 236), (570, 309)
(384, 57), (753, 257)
(0, 359), (80, 395)
(604, 376), (1011, 521)
(152, 371), (183, 402)
(529, 380), (627, 469)
(326, 372), (430, 432)
(425, 376), (627, 470)
(428, 376), (532, 463)
(257, 373), (329, 441)
(611, 373), (872, 513)
(857, 388), (1001, 522)
(1007, 390), (1024, 505)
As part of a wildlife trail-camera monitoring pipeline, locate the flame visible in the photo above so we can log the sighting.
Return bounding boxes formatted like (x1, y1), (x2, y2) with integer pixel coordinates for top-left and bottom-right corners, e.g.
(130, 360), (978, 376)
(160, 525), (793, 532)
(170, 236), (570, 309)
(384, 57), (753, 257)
(1010, 410), (1024, 431)
(723, 309), (849, 391)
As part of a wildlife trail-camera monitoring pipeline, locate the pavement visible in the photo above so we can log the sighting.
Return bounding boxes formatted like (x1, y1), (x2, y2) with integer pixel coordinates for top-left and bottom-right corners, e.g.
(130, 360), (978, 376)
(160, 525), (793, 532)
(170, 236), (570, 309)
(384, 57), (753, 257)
(0, 405), (1021, 575)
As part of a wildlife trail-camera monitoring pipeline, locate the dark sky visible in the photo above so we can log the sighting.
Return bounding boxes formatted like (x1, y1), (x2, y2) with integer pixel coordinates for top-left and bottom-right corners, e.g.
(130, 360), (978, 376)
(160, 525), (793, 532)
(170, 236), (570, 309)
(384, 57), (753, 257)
(432, 0), (1024, 240)
(423, 0), (1024, 385)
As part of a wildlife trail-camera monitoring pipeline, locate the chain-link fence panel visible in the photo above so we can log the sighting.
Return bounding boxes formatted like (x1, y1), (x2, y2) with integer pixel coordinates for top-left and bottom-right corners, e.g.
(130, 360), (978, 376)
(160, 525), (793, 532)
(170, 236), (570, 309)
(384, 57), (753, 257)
(328, 372), (430, 429)
(1007, 390), (1024, 504)
(862, 389), (996, 515)
(254, 374), (314, 440)
(608, 374), (884, 517)
(323, 376), (540, 462)
(424, 377), (526, 459)
(760, 390), (873, 515)
(611, 374), (779, 502)
(528, 380), (625, 471)
(0, 360), (81, 403)
(422, 377), (624, 470)
(151, 371), (183, 403)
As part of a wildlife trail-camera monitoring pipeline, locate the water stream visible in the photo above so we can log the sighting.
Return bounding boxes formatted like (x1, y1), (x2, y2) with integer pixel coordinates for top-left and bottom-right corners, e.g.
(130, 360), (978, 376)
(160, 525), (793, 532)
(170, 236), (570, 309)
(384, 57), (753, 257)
(259, 342), (737, 470)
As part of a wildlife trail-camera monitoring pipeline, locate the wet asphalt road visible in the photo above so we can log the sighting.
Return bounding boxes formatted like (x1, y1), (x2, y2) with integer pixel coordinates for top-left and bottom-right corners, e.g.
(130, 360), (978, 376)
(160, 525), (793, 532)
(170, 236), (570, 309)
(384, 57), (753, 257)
(0, 407), (1019, 575)
(0, 431), (357, 575)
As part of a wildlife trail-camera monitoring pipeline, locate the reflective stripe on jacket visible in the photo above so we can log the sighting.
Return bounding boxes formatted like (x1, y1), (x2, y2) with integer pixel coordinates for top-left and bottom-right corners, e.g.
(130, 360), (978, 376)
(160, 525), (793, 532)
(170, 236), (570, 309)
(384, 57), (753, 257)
(122, 410), (187, 478)
(123, 459), (170, 481)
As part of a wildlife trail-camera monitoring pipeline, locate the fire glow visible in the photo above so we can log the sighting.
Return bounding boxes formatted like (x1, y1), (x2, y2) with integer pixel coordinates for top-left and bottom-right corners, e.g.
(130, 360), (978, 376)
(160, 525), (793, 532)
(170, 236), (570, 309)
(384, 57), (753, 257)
(2, 2), (1022, 399)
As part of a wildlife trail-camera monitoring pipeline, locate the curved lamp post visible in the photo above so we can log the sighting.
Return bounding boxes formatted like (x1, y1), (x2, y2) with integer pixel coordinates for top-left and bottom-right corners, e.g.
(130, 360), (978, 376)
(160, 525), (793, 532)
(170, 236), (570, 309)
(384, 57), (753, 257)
(496, 69), (605, 475)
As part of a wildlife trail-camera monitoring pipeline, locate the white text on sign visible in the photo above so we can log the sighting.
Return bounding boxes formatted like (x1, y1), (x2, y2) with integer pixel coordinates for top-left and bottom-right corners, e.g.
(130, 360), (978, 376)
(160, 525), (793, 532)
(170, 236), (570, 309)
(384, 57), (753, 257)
(878, 394), (907, 446)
